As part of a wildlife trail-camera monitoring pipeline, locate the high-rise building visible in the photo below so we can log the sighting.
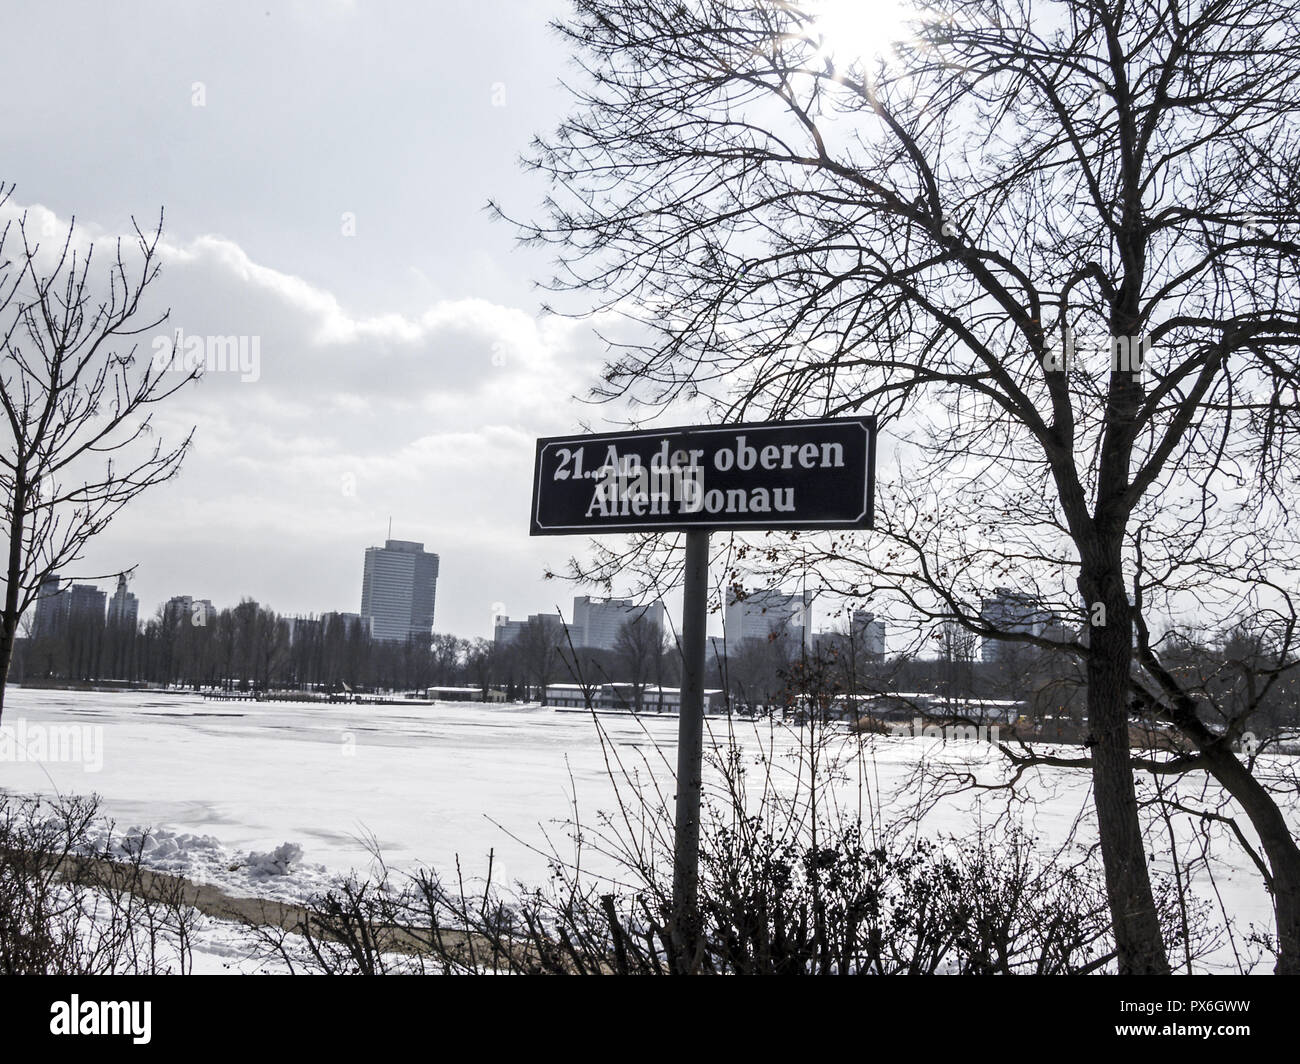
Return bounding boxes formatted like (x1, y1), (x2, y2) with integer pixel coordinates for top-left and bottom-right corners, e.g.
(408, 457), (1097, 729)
(494, 612), (564, 648)
(724, 586), (812, 647)
(708, 635), (728, 663)
(939, 619), (977, 663)
(571, 596), (665, 652)
(493, 616), (526, 646)
(164, 595), (215, 629)
(107, 574), (139, 630)
(285, 616), (320, 646)
(32, 577), (113, 637)
(66, 584), (107, 627)
(323, 611), (369, 637)
(163, 595), (190, 628)
(979, 588), (1049, 663)
(360, 539), (439, 643)
(850, 610), (886, 657)
(31, 574), (68, 638)
(814, 610), (886, 659)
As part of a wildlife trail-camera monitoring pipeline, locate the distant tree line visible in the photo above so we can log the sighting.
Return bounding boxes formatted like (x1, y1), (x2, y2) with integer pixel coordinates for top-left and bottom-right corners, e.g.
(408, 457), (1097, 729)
(13, 600), (1294, 740)
(13, 601), (495, 695)
(10, 601), (682, 700)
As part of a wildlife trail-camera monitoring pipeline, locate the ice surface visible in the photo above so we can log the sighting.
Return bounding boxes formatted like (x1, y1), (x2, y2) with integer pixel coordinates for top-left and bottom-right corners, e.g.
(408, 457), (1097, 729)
(1, 686), (1291, 972)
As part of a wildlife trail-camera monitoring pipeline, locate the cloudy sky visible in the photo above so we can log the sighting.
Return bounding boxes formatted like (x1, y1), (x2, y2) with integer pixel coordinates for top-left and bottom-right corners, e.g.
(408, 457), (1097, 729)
(1, 0), (641, 638)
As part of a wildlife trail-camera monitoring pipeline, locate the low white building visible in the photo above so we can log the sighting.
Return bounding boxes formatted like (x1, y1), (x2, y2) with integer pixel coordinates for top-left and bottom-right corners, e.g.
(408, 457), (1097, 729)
(544, 682), (725, 713)
(426, 685), (507, 703)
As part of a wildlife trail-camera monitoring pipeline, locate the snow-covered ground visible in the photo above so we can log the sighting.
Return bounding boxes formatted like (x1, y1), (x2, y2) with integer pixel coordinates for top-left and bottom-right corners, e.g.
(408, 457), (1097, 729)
(1, 687), (1291, 972)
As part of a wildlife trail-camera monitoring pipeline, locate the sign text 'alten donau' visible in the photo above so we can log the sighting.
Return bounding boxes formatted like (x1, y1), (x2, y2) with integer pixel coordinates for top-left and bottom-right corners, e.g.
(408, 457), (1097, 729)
(530, 417), (875, 534)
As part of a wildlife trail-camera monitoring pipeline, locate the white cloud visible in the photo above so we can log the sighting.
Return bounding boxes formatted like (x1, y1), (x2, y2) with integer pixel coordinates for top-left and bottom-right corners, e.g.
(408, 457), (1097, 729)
(3, 202), (622, 636)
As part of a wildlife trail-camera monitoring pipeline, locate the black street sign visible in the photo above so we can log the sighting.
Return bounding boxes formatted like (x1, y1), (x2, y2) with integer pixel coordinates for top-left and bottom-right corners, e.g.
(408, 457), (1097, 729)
(530, 417), (875, 535)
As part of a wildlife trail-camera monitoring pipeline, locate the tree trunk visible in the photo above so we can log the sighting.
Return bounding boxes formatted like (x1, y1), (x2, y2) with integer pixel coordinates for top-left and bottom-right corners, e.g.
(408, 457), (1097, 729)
(1191, 742), (1300, 974)
(0, 618), (15, 720)
(0, 479), (27, 724)
(1083, 568), (1171, 974)
(1135, 639), (1300, 972)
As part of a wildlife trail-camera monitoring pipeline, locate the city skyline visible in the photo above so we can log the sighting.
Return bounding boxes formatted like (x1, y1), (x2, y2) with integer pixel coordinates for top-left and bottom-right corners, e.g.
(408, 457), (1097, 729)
(26, 557), (894, 654)
(1, 0), (624, 641)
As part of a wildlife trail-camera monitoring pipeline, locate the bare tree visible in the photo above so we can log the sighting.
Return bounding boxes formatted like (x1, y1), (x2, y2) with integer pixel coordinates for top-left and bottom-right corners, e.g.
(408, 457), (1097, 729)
(466, 637), (498, 700)
(518, 617), (564, 704)
(613, 613), (665, 711)
(508, 0), (1300, 972)
(726, 631), (799, 714)
(938, 620), (978, 713)
(430, 633), (466, 686)
(0, 189), (196, 718)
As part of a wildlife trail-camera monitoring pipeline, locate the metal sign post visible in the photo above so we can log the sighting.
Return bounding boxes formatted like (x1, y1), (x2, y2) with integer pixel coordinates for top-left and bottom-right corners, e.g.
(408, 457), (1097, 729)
(530, 416), (875, 971)
(670, 526), (709, 971)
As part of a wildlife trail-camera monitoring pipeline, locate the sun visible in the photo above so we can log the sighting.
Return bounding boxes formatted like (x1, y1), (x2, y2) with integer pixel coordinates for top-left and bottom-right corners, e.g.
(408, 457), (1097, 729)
(805, 0), (927, 73)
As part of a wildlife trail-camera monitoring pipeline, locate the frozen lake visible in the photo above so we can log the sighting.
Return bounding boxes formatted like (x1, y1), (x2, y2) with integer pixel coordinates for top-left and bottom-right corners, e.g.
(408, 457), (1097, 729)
(0, 686), (1289, 972)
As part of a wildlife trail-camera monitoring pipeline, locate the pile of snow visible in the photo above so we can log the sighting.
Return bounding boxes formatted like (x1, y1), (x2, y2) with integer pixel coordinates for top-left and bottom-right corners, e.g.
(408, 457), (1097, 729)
(105, 826), (224, 864)
(81, 825), (331, 906)
(244, 842), (303, 877)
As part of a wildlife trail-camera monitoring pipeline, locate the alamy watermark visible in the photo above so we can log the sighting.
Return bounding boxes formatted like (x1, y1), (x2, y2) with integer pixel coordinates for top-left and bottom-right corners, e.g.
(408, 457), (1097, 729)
(889, 717), (1002, 743)
(0, 720), (103, 772)
(1040, 324), (1150, 381)
(50, 996), (150, 1044)
(988, 319), (1152, 381)
(151, 329), (261, 382)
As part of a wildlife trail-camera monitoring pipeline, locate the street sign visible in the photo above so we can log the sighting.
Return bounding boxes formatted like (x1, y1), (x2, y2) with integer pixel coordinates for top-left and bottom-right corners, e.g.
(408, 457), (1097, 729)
(528, 413), (877, 970)
(530, 416), (874, 535)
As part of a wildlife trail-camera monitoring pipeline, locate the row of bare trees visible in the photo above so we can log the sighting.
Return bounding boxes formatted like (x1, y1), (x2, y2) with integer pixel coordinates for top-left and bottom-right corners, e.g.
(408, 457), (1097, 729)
(13, 602), (498, 694)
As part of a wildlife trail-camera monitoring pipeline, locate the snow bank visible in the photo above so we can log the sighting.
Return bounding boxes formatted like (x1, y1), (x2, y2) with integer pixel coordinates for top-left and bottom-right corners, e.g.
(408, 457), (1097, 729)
(83, 825), (332, 906)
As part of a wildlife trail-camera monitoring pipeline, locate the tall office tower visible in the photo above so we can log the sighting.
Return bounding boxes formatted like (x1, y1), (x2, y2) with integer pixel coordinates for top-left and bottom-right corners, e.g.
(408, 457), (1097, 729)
(163, 595), (192, 628)
(66, 584), (107, 627)
(571, 596), (666, 651)
(979, 587), (1049, 663)
(817, 609), (887, 659)
(360, 539), (440, 643)
(31, 574), (68, 638)
(107, 574), (139, 630)
(724, 585), (813, 647)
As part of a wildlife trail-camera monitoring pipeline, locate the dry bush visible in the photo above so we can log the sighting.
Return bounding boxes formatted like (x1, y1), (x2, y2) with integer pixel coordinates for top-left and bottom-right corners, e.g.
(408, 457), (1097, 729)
(0, 793), (199, 974)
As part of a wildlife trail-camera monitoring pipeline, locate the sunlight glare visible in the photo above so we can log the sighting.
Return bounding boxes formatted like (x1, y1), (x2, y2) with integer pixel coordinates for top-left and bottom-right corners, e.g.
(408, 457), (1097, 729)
(807, 0), (925, 73)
